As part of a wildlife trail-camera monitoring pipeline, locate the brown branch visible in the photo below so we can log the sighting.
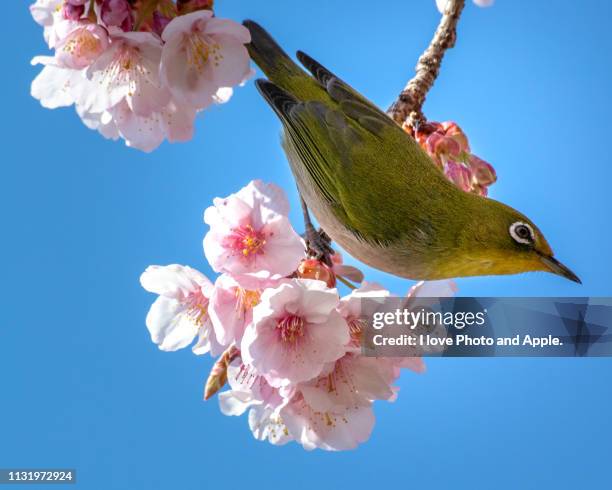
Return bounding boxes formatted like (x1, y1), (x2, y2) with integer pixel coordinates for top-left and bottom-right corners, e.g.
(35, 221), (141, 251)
(386, 0), (466, 128)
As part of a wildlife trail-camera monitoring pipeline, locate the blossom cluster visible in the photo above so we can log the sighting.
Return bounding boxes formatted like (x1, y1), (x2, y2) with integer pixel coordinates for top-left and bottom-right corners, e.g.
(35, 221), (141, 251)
(29, 0), (252, 152)
(406, 121), (497, 196)
(140, 180), (455, 451)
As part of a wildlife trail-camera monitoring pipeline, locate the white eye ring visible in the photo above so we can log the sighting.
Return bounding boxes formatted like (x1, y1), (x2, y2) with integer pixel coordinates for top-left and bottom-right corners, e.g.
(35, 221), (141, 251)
(509, 221), (535, 244)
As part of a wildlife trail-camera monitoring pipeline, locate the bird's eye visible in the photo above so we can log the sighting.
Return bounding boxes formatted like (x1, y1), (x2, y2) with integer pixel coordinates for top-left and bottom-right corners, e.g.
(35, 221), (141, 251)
(509, 222), (535, 245)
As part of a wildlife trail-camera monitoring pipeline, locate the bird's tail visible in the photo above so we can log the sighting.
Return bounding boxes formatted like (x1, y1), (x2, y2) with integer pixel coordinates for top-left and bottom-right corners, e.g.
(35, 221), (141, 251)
(243, 20), (323, 102)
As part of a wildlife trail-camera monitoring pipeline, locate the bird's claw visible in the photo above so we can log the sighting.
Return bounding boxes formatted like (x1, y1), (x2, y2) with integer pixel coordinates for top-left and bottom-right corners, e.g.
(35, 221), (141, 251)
(304, 227), (334, 266)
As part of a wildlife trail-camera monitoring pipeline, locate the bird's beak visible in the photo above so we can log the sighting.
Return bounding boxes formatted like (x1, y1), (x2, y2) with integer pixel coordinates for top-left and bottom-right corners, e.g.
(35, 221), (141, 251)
(539, 254), (582, 284)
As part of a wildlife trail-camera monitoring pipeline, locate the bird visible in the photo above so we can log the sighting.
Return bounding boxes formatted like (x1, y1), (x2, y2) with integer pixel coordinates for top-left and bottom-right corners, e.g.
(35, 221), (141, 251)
(243, 20), (581, 284)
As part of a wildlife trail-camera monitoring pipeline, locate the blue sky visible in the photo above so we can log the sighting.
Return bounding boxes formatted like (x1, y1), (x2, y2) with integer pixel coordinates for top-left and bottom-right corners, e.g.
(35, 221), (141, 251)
(1, 1), (611, 488)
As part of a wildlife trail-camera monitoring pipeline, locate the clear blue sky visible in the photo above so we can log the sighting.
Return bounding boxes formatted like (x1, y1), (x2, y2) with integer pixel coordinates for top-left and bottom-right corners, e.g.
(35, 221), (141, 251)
(2, 1), (611, 488)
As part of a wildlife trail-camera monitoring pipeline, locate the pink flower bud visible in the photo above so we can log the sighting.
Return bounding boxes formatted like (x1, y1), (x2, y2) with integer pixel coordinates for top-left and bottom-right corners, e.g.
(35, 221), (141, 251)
(56, 23), (109, 69)
(473, 184), (489, 197)
(469, 154), (497, 186)
(101, 0), (133, 32)
(444, 160), (473, 192)
(63, 3), (85, 20)
(441, 121), (470, 153)
(152, 11), (171, 36)
(297, 259), (336, 288)
(426, 132), (462, 158)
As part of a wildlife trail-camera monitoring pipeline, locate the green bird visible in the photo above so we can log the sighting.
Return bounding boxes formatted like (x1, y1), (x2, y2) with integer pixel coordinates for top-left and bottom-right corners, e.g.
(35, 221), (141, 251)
(244, 20), (580, 284)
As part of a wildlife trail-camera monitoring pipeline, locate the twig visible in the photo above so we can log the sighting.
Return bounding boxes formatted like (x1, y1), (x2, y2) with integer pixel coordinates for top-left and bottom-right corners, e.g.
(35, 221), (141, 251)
(386, 0), (466, 128)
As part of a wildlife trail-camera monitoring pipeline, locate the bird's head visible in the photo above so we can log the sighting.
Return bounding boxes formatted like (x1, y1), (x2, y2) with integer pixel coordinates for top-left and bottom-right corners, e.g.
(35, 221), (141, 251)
(455, 198), (581, 283)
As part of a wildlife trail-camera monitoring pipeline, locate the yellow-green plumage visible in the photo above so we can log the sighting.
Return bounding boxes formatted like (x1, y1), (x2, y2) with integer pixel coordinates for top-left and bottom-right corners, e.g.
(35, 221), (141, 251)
(244, 21), (580, 283)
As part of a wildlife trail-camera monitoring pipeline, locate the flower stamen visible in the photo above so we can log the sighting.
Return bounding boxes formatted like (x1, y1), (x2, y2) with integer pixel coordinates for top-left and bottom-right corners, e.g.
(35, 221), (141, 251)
(276, 315), (305, 345)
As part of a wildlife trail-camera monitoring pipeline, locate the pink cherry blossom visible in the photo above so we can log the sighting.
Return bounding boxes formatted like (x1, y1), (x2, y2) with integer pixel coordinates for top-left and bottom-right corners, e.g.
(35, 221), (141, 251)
(280, 394), (373, 451)
(330, 251), (364, 283)
(337, 282), (391, 350)
(277, 354), (398, 450)
(30, 0), (61, 29)
(160, 11), (252, 109)
(76, 105), (120, 141)
(55, 23), (109, 69)
(30, 0), (71, 48)
(219, 361), (293, 445)
(241, 279), (350, 387)
(104, 98), (197, 152)
(208, 274), (266, 347)
(31, 56), (90, 109)
(35, 1), (81, 49)
(297, 354), (397, 410)
(140, 264), (223, 355)
(83, 29), (170, 116)
(203, 180), (305, 288)
(407, 279), (458, 299)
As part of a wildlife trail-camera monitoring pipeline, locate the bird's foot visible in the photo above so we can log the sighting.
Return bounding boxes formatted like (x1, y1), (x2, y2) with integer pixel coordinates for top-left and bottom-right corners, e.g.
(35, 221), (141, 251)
(304, 226), (334, 267)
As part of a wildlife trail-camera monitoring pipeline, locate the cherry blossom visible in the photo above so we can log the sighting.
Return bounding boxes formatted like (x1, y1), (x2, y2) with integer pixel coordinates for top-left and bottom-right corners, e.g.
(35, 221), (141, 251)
(139, 177), (462, 450)
(338, 281), (391, 350)
(241, 279), (350, 387)
(30, 0), (76, 49)
(55, 24), (109, 70)
(277, 354), (399, 451)
(29, 1), (252, 151)
(219, 361), (293, 445)
(140, 264), (223, 355)
(30, 56), (90, 109)
(331, 252), (365, 284)
(102, 99), (197, 152)
(160, 10), (252, 109)
(203, 180), (305, 288)
(83, 30), (170, 116)
(208, 274), (264, 347)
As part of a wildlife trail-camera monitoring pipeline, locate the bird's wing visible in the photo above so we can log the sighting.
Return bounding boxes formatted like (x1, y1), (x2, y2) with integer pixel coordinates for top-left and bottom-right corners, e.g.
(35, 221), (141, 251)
(256, 78), (436, 245)
(296, 51), (399, 137)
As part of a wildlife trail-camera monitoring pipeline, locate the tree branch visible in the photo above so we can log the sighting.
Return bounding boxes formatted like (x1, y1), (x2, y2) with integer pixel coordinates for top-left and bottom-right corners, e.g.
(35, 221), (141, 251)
(386, 0), (466, 127)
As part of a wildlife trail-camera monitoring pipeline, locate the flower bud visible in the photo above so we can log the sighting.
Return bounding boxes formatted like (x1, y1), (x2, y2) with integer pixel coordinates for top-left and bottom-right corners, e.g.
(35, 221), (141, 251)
(297, 259), (336, 288)
(468, 154), (497, 186)
(204, 346), (239, 400)
(426, 132), (461, 159)
(444, 160), (473, 192)
(441, 121), (470, 153)
(63, 3), (85, 20)
(472, 183), (489, 197)
(100, 0), (133, 31)
(152, 11), (171, 36)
